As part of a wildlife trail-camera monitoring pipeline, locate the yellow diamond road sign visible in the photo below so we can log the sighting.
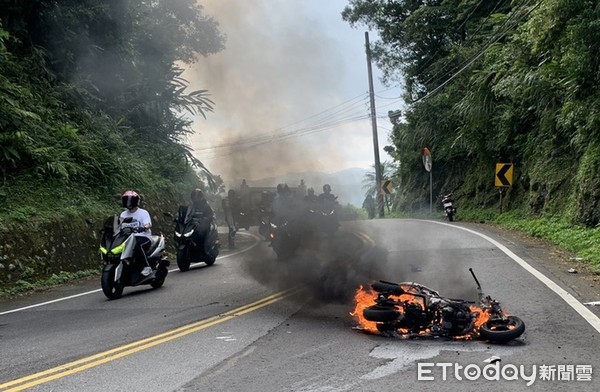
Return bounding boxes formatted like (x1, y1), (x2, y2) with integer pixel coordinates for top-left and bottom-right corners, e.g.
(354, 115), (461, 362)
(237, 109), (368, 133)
(495, 163), (513, 187)
(380, 180), (393, 195)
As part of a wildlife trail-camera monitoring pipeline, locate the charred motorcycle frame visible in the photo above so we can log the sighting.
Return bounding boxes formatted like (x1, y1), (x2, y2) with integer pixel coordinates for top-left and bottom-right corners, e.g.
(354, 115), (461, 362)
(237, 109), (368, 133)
(358, 268), (525, 343)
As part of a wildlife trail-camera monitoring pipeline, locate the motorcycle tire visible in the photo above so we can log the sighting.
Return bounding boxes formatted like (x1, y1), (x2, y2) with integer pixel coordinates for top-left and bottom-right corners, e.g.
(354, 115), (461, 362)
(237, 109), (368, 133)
(479, 316), (525, 343)
(177, 248), (191, 272)
(363, 305), (400, 322)
(371, 281), (404, 295)
(271, 238), (288, 261)
(204, 251), (217, 266)
(101, 268), (124, 300)
(376, 323), (396, 333)
(150, 274), (166, 289)
(447, 212), (454, 222)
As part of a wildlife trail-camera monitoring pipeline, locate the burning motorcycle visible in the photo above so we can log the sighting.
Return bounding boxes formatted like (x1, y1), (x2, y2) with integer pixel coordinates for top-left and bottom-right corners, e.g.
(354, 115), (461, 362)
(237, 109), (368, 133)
(169, 206), (219, 272)
(99, 216), (169, 300)
(352, 268), (525, 343)
(441, 193), (457, 222)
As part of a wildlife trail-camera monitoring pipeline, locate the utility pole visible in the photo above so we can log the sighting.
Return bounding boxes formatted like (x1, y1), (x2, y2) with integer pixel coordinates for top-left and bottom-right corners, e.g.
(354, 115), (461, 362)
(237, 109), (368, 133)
(365, 31), (384, 218)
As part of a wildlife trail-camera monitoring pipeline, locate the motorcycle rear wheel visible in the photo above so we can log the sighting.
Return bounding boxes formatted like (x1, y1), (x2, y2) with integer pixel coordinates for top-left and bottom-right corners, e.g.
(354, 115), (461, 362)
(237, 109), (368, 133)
(479, 316), (525, 343)
(101, 269), (124, 300)
(363, 305), (400, 322)
(177, 247), (191, 272)
(204, 252), (217, 266)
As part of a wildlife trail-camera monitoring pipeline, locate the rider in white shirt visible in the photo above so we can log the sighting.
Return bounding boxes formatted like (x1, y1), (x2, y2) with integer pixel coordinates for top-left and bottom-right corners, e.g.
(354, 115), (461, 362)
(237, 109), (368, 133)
(119, 190), (153, 276)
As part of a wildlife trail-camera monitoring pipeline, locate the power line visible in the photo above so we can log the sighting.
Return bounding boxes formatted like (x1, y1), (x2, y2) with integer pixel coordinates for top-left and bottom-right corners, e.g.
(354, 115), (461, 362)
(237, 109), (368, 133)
(411, 0), (542, 104)
(198, 114), (373, 159)
(194, 97), (370, 152)
(195, 84), (402, 154)
(419, 0), (512, 90)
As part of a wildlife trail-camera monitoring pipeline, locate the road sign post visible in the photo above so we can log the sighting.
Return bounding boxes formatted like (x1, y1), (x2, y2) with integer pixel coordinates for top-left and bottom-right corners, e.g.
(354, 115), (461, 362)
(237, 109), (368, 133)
(495, 163), (514, 212)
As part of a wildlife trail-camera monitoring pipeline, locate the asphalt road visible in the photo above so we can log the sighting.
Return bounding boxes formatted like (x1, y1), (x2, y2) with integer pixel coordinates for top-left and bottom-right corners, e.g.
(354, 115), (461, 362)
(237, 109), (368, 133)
(1, 219), (599, 391)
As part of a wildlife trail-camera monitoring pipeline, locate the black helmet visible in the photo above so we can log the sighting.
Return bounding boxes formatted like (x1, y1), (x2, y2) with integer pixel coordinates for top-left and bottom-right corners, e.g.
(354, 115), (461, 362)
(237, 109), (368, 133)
(191, 188), (205, 204)
(228, 189), (236, 198)
(122, 190), (140, 209)
(323, 184), (331, 193)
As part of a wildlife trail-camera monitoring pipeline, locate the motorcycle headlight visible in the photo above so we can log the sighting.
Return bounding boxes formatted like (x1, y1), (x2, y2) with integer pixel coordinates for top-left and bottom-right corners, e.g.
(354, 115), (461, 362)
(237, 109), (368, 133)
(111, 243), (125, 255)
(175, 232), (182, 237)
(99, 246), (107, 255)
(184, 230), (194, 237)
(270, 222), (277, 228)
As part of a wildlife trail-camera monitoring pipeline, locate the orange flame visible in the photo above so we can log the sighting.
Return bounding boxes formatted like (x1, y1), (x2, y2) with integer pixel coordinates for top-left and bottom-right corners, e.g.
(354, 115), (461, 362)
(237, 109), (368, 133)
(349, 285), (378, 333)
(350, 285), (426, 333)
(469, 305), (491, 330)
(351, 284), (498, 339)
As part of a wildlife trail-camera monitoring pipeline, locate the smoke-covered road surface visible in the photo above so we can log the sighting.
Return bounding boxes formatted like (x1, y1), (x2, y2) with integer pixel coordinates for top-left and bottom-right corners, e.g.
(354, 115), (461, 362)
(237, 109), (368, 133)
(1, 219), (599, 391)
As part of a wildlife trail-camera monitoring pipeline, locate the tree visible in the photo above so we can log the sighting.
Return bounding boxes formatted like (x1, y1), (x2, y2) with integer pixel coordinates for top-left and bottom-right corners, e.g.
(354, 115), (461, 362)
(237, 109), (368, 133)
(0, 0), (225, 188)
(344, 0), (600, 225)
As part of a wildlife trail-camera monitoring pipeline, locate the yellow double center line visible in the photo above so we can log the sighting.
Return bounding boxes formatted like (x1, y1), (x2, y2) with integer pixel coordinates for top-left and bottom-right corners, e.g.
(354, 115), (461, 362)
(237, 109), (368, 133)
(0, 287), (304, 392)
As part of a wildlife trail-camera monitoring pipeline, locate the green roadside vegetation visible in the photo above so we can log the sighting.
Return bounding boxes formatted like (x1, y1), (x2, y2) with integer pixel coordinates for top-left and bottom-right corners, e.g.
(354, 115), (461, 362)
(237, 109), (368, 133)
(475, 211), (600, 273)
(2, 1), (599, 297)
(0, 269), (99, 299)
(344, 0), (600, 273)
(0, 1), (227, 298)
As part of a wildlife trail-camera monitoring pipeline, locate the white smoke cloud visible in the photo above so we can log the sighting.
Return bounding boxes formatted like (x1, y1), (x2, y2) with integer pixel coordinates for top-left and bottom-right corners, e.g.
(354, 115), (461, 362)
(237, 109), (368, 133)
(185, 0), (402, 182)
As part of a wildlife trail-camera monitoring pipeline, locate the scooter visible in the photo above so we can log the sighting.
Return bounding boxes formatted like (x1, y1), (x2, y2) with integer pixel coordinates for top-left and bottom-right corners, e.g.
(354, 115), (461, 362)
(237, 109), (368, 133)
(170, 206), (219, 272)
(308, 201), (339, 236)
(441, 193), (457, 222)
(269, 217), (300, 261)
(99, 216), (169, 300)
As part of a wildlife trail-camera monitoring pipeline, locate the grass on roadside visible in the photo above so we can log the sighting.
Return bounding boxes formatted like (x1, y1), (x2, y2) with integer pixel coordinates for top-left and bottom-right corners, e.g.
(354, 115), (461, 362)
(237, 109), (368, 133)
(384, 207), (600, 273)
(0, 269), (100, 299)
(455, 208), (600, 273)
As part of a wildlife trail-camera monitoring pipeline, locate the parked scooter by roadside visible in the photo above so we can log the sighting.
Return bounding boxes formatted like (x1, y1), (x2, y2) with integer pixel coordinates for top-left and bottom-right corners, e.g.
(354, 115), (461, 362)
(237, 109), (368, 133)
(441, 193), (457, 222)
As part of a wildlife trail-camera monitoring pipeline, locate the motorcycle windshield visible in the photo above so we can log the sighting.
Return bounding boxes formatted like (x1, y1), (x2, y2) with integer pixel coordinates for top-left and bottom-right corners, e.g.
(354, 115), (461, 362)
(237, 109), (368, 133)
(101, 215), (121, 249)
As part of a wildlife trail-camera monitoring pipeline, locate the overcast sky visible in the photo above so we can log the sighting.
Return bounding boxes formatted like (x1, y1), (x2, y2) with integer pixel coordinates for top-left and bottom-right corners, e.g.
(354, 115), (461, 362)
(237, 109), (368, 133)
(185, 0), (404, 182)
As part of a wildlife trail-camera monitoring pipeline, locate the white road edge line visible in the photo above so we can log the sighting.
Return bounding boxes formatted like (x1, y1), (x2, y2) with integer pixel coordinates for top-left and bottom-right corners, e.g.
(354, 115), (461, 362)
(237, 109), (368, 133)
(0, 232), (262, 316)
(420, 219), (600, 334)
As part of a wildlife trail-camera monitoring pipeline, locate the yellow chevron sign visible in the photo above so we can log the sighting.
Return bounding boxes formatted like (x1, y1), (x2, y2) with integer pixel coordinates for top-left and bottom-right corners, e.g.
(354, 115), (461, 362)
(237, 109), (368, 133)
(495, 163), (514, 187)
(380, 180), (392, 195)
